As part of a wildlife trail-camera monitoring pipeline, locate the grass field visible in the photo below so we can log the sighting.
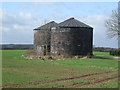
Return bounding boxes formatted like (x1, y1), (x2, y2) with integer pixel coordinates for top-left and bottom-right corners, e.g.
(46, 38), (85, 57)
(2, 50), (119, 88)
(93, 51), (119, 57)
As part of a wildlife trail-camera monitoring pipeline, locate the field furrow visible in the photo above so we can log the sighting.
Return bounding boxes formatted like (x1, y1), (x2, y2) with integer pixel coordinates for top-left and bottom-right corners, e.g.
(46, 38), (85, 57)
(3, 70), (118, 88)
(2, 50), (119, 88)
(69, 76), (119, 88)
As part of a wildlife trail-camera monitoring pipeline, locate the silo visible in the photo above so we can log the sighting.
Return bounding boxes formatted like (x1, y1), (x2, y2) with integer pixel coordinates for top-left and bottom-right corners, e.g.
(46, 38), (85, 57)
(34, 21), (58, 55)
(51, 18), (93, 56)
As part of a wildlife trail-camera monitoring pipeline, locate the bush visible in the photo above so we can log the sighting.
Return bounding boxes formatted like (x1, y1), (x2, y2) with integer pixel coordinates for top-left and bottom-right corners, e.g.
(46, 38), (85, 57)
(110, 49), (120, 56)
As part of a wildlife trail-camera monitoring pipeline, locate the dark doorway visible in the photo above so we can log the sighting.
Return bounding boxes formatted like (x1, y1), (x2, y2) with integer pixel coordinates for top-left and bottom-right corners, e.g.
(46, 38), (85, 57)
(43, 46), (46, 55)
(47, 45), (51, 55)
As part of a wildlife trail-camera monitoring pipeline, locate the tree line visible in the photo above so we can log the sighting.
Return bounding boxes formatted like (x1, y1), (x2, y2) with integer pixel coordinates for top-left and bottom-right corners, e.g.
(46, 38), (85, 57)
(1, 44), (33, 50)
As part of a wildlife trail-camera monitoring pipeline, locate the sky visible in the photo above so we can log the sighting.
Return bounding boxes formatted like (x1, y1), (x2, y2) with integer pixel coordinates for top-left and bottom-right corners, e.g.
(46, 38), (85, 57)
(1, 2), (119, 48)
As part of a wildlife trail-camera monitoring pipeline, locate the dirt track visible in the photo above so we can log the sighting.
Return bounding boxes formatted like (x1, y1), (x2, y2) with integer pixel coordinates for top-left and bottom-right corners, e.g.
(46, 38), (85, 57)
(3, 70), (118, 88)
(68, 75), (119, 88)
(92, 56), (120, 60)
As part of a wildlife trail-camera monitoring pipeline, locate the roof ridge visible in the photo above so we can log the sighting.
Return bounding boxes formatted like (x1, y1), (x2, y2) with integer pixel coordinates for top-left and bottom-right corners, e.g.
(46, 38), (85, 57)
(58, 18), (93, 28)
(34, 21), (58, 30)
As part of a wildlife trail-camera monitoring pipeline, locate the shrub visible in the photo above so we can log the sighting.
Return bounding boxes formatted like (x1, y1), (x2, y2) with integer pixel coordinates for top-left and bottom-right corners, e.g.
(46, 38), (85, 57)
(110, 49), (120, 56)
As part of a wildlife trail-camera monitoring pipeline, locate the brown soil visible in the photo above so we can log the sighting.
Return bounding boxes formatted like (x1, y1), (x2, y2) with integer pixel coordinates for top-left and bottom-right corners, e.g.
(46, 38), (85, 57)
(69, 76), (119, 88)
(3, 70), (118, 88)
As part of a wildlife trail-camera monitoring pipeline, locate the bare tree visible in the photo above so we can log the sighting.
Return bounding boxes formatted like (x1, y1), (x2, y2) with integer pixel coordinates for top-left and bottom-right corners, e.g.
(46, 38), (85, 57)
(105, 9), (120, 38)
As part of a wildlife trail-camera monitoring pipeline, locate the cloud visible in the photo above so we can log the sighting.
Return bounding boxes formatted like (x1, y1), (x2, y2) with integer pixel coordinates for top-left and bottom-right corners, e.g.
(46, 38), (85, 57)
(0, 26), (10, 32)
(76, 15), (118, 48)
(1, 9), (44, 44)
(1, 6), (118, 48)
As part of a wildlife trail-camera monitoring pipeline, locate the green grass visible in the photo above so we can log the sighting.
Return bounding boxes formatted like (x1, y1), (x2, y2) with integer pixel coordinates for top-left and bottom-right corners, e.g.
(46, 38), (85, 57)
(2, 50), (119, 88)
(93, 51), (119, 57)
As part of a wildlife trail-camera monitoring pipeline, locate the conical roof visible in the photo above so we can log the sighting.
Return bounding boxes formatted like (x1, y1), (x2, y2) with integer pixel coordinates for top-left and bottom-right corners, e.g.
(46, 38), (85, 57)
(34, 21), (58, 30)
(58, 18), (93, 28)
